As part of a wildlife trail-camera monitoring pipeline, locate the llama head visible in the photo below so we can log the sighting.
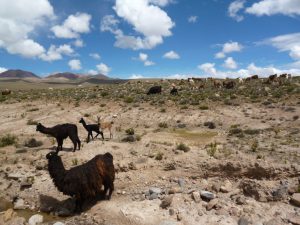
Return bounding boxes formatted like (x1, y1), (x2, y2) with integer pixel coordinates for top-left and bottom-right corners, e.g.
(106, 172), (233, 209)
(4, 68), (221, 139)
(36, 123), (43, 131)
(46, 151), (58, 160)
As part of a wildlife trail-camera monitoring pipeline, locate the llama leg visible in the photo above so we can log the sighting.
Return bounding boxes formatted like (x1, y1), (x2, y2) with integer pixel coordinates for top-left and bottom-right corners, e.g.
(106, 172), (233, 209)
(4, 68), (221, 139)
(70, 136), (77, 152)
(56, 139), (63, 153)
(75, 196), (83, 212)
(77, 139), (81, 150)
(86, 133), (90, 143)
(108, 181), (114, 200)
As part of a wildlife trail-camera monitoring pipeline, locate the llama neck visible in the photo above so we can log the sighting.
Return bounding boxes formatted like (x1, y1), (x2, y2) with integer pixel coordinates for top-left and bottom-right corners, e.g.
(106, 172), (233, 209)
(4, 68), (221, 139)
(40, 126), (56, 136)
(81, 120), (88, 130)
(48, 157), (67, 188)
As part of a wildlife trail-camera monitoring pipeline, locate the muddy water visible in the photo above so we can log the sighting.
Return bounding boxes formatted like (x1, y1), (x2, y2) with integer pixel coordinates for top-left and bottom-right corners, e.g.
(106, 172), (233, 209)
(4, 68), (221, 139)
(0, 198), (65, 223)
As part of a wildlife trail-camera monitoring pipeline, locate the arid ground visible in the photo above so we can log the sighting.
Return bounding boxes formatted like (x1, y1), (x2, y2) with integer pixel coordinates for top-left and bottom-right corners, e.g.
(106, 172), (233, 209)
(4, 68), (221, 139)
(0, 78), (300, 225)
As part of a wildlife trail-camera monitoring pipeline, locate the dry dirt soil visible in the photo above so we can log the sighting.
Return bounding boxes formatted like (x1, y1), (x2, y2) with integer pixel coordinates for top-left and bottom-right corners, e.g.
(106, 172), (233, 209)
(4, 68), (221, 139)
(0, 79), (300, 225)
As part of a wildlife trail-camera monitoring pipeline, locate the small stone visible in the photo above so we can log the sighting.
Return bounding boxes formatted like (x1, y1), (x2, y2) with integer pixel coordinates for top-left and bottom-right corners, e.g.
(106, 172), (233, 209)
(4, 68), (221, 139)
(149, 193), (159, 200)
(263, 219), (281, 225)
(291, 193), (300, 207)
(236, 195), (246, 205)
(177, 213), (182, 221)
(192, 192), (201, 203)
(178, 178), (185, 187)
(206, 198), (218, 211)
(149, 187), (162, 195)
(200, 190), (215, 201)
(28, 214), (43, 225)
(53, 222), (65, 225)
(169, 208), (175, 216)
(168, 187), (182, 194)
(14, 198), (26, 210)
(212, 183), (221, 192)
(4, 208), (14, 222)
(0, 197), (12, 211)
(215, 208), (227, 216)
(220, 180), (232, 193)
(56, 208), (72, 217)
(238, 217), (251, 225)
(160, 195), (173, 209)
(159, 220), (177, 225)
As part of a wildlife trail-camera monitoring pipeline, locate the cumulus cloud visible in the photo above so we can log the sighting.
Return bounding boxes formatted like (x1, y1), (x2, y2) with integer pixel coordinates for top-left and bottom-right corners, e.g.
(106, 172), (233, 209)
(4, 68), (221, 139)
(163, 50), (180, 59)
(148, 0), (174, 7)
(188, 16), (198, 23)
(0, 0), (54, 58)
(51, 13), (91, 39)
(89, 53), (101, 60)
(262, 32), (300, 60)
(73, 39), (84, 47)
(40, 44), (74, 62)
(223, 57), (238, 69)
(101, 0), (175, 50)
(0, 67), (7, 73)
(68, 59), (81, 70)
(138, 53), (155, 66)
(96, 63), (111, 75)
(87, 69), (98, 75)
(129, 74), (146, 79)
(246, 0), (300, 17)
(215, 41), (243, 58)
(197, 62), (299, 78)
(228, 0), (245, 22)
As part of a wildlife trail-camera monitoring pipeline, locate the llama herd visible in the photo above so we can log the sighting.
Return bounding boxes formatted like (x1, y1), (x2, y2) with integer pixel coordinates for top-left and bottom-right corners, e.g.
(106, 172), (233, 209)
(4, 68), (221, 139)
(36, 117), (115, 213)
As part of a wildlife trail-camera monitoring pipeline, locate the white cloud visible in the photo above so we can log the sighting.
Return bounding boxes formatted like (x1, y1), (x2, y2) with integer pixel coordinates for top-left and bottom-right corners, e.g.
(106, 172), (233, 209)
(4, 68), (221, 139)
(223, 57), (238, 69)
(228, 0), (245, 22)
(197, 62), (299, 78)
(138, 53), (155, 66)
(262, 33), (300, 60)
(0, 67), (7, 73)
(87, 69), (98, 75)
(39, 44), (74, 62)
(148, 0), (174, 7)
(163, 50), (180, 59)
(0, 0), (54, 58)
(96, 63), (111, 75)
(68, 59), (81, 71)
(129, 74), (146, 79)
(51, 13), (91, 39)
(89, 53), (101, 60)
(74, 39), (84, 47)
(215, 41), (243, 58)
(246, 0), (300, 17)
(188, 16), (198, 23)
(101, 0), (174, 50)
(198, 63), (217, 76)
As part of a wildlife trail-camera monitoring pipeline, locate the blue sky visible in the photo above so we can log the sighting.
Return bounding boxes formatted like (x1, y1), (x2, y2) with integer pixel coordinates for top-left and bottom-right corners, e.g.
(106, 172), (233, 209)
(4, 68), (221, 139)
(0, 0), (300, 78)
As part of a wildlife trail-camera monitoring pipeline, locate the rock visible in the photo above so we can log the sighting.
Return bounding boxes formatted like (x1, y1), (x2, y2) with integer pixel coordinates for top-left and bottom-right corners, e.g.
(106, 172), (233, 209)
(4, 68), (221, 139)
(4, 208), (14, 221)
(236, 195), (246, 205)
(200, 190), (215, 201)
(28, 214), (43, 225)
(9, 217), (26, 225)
(169, 208), (175, 216)
(177, 178), (185, 187)
(212, 183), (221, 192)
(177, 213), (182, 221)
(53, 222), (65, 225)
(168, 187), (182, 194)
(121, 135), (136, 142)
(238, 217), (251, 225)
(206, 198), (218, 211)
(291, 193), (300, 207)
(20, 177), (34, 190)
(204, 121), (216, 129)
(56, 208), (72, 217)
(240, 180), (269, 202)
(177, 123), (186, 128)
(13, 198), (26, 210)
(149, 187), (162, 195)
(271, 182), (288, 201)
(220, 180), (232, 193)
(160, 195), (173, 209)
(7, 172), (25, 180)
(289, 215), (300, 225)
(149, 193), (159, 200)
(192, 192), (201, 203)
(159, 221), (178, 225)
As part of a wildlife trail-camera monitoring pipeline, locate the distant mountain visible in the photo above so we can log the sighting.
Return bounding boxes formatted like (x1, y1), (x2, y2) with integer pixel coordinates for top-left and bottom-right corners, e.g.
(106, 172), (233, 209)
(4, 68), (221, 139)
(92, 73), (110, 80)
(0, 69), (40, 79)
(46, 72), (83, 80)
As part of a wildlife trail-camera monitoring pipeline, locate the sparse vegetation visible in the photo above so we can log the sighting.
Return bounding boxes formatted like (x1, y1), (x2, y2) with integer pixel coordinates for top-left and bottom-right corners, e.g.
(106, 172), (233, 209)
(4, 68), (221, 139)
(24, 138), (43, 148)
(206, 142), (217, 158)
(176, 142), (190, 152)
(158, 122), (168, 128)
(125, 128), (135, 135)
(0, 134), (18, 147)
(27, 119), (38, 125)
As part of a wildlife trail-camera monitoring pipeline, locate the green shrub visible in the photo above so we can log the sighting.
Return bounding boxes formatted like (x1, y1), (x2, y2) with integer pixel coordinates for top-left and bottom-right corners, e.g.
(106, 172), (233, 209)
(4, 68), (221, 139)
(176, 143), (190, 152)
(0, 134), (18, 147)
(199, 105), (209, 110)
(206, 142), (217, 158)
(27, 119), (38, 125)
(124, 96), (134, 103)
(158, 122), (168, 128)
(27, 108), (39, 112)
(251, 139), (259, 152)
(24, 138), (43, 148)
(155, 152), (164, 160)
(125, 128), (135, 135)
